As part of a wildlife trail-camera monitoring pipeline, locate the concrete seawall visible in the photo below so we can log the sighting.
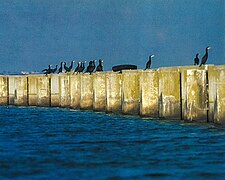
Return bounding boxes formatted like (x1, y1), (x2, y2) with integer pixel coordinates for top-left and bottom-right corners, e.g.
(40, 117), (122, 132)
(0, 65), (225, 124)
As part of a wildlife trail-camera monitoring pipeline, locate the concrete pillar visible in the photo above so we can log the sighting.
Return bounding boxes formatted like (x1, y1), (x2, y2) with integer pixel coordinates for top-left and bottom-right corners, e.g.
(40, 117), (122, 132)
(0, 76), (8, 105)
(183, 69), (208, 122)
(28, 75), (38, 106)
(80, 74), (93, 110)
(59, 74), (70, 107)
(206, 65), (216, 122)
(50, 74), (60, 107)
(180, 65), (211, 121)
(159, 68), (181, 119)
(122, 70), (140, 115)
(8, 76), (28, 106)
(70, 74), (81, 109)
(214, 66), (225, 123)
(93, 72), (106, 111)
(106, 72), (122, 113)
(140, 70), (159, 117)
(179, 66), (199, 120)
(37, 75), (50, 106)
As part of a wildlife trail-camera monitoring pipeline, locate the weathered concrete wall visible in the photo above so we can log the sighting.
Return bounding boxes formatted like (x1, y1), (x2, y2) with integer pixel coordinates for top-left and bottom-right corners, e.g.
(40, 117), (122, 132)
(159, 68), (181, 119)
(28, 75), (50, 106)
(183, 69), (208, 122)
(50, 74), (60, 107)
(70, 74), (81, 109)
(0, 76), (8, 105)
(37, 75), (50, 106)
(122, 70), (140, 115)
(207, 65), (216, 122)
(179, 66), (199, 120)
(140, 70), (159, 117)
(80, 74), (93, 110)
(8, 76), (28, 106)
(93, 72), (106, 111)
(2, 64), (225, 124)
(59, 74), (70, 107)
(28, 75), (38, 106)
(214, 66), (225, 123)
(106, 72), (122, 113)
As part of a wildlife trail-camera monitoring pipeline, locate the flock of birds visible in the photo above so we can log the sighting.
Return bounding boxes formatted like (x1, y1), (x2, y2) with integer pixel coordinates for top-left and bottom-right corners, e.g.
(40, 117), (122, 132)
(42, 46), (211, 75)
(42, 59), (103, 75)
(144, 46), (211, 70)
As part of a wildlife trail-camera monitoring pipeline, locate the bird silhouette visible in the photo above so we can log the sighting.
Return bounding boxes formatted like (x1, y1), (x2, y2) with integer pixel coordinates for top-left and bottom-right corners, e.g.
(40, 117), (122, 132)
(42, 65), (52, 75)
(89, 60), (96, 74)
(58, 62), (64, 73)
(78, 61), (86, 73)
(86, 61), (93, 73)
(145, 54), (154, 70)
(64, 62), (70, 72)
(96, 59), (103, 72)
(199, 46), (211, 67)
(65, 60), (75, 72)
(51, 65), (58, 73)
(194, 53), (200, 65)
(73, 62), (81, 74)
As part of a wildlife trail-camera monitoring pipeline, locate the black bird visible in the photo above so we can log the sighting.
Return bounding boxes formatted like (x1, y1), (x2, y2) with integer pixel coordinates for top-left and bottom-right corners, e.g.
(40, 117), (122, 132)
(73, 62), (81, 74)
(194, 53), (200, 65)
(51, 65), (58, 73)
(42, 65), (52, 74)
(65, 60), (75, 72)
(64, 62), (70, 72)
(145, 54), (154, 70)
(199, 46), (211, 67)
(96, 59), (103, 72)
(85, 61), (93, 73)
(58, 62), (64, 74)
(78, 61), (86, 73)
(89, 60), (96, 74)
(42, 64), (51, 72)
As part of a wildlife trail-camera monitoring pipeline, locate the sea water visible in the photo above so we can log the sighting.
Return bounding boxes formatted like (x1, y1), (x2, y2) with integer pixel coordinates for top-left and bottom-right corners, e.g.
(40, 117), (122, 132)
(1, 106), (225, 179)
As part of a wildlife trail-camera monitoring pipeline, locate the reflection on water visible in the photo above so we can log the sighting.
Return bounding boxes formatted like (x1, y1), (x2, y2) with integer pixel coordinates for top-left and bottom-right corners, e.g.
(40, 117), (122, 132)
(0, 106), (225, 179)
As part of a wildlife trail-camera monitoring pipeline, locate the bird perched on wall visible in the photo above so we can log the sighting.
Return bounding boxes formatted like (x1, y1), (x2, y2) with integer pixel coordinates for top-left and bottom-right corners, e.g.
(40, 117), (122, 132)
(73, 62), (81, 74)
(145, 54), (154, 70)
(194, 53), (200, 65)
(78, 61), (86, 73)
(86, 61), (93, 73)
(64, 60), (75, 72)
(58, 62), (64, 74)
(42, 65), (52, 75)
(199, 46), (211, 67)
(96, 59), (103, 72)
(51, 65), (58, 73)
(89, 60), (96, 74)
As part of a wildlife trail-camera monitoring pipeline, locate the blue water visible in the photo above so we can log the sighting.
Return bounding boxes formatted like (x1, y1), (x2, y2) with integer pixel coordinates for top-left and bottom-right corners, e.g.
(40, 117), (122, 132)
(1, 106), (225, 179)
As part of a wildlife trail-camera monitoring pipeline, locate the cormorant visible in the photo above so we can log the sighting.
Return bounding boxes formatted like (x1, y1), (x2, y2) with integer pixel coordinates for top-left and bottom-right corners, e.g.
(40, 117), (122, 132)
(78, 61), (86, 73)
(64, 60), (75, 72)
(42, 65), (52, 74)
(64, 62), (69, 72)
(145, 54), (154, 70)
(89, 60), (96, 74)
(73, 62), (81, 74)
(85, 61), (93, 73)
(42, 64), (51, 73)
(58, 62), (64, 73)
(51, 65), (58, 73)
(96, 59), (103, 72)
(199, 46), (211, 67)
(194, 53), (200, 65)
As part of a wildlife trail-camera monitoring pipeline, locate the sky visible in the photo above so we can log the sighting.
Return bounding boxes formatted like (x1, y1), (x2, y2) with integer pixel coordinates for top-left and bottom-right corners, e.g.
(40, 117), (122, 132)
(0, 0), (224, 73)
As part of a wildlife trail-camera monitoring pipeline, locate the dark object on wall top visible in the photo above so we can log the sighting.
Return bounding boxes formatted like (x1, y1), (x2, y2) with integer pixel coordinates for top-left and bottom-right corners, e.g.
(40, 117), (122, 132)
(112, 64), (137, 72)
